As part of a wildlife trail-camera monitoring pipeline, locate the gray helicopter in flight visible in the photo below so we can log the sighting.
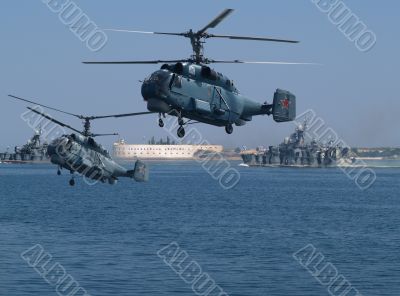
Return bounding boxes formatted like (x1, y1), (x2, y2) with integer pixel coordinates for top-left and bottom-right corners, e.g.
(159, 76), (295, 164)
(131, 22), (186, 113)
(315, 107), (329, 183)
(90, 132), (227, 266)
(84, 9), (316, 138)
(7, 95), (150, 186)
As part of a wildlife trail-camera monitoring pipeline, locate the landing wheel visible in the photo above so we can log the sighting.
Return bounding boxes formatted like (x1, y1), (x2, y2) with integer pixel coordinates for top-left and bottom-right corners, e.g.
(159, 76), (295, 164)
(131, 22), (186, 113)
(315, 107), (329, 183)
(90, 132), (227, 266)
(177, 126), (185, 138)
(57, 168), (61, 175)
(69, 178), (75, 186)
(225, 124), (233, 134)
(158, 118), (164, 128)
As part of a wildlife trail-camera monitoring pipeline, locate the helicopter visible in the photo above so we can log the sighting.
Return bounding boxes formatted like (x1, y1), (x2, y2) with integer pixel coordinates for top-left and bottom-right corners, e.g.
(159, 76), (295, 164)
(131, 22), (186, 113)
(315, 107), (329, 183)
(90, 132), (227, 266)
(7, 95), (151, 186)
(84, 8), (316, 138)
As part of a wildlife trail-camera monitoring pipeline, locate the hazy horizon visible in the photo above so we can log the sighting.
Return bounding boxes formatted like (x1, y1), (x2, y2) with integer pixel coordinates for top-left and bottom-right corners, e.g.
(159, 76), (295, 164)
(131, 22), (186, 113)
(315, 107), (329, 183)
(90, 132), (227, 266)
(1, 1), (399, 151)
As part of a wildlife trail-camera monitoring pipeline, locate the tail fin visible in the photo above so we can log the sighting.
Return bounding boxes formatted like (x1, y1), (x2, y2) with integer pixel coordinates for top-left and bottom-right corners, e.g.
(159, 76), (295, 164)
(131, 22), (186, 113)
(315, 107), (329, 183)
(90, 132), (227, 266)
(272, 89), (296, 122)
(127, 160), (149, 182)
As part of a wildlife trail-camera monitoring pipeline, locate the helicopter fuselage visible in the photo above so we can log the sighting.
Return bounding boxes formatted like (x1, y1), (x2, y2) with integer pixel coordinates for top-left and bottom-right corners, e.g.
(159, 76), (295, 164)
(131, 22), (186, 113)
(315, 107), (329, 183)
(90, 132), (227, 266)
(47, 134), (148, 185)
(141, 63), (270, 127)
(141, 63), (296, 136)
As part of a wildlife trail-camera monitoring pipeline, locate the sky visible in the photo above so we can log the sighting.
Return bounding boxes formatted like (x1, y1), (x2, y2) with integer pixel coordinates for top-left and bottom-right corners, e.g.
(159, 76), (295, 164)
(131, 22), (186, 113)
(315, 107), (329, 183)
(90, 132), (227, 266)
(0, 0), (399, 151)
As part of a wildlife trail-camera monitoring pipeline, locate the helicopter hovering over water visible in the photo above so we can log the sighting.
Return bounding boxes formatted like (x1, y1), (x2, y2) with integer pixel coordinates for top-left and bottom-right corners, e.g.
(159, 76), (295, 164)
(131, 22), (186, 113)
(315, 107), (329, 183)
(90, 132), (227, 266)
(84, 8), (317, 138)
(7, 95), (150, 186)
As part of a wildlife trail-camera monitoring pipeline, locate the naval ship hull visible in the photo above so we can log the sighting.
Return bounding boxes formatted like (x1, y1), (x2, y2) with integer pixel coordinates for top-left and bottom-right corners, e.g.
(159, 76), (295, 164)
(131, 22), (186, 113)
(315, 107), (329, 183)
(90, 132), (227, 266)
(241, 153), (351, 168)
(0, 153), (50, 164)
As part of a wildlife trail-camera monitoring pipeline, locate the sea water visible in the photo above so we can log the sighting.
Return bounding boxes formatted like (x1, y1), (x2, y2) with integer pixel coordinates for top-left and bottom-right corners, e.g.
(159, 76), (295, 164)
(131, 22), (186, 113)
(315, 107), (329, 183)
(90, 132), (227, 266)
(0, 162), (399, 296)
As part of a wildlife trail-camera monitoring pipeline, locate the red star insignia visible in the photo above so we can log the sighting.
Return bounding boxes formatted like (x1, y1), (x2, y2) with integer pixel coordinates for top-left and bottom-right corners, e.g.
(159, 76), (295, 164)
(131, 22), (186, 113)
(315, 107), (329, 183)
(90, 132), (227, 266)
(280, 98), (290, 109)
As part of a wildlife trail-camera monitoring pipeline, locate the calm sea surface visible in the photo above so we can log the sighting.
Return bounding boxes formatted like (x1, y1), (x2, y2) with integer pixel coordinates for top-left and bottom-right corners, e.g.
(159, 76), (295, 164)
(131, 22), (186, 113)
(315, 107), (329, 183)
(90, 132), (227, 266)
(0, 162), (399, 296)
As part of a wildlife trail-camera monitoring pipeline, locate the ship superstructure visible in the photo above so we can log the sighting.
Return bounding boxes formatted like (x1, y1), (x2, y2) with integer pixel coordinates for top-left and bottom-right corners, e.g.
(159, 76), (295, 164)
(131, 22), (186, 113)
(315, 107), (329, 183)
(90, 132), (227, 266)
(0, 128), (49, 163)
(241, 120), (353, 167)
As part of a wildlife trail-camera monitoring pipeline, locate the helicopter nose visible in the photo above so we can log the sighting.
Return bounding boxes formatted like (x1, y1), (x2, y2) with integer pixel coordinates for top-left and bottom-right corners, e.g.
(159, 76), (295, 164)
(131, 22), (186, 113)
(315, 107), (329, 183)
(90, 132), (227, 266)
(141, 80), (159, 101)
(142, 81), (172, 113)
(47, 143), (63, 165)
(141, 70), (170, 101)
(47, 138), (69, 163)
(47, 143), (57, 156)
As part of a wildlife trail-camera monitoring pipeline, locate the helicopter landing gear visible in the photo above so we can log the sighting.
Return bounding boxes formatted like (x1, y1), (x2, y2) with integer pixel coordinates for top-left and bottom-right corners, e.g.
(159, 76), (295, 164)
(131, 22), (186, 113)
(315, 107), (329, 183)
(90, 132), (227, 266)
(225, 124), (233, 135)
(69, 171), (75, 186)
(176, 112), (186, 138)
(177, 126), (185, 138)
(158, 113), (165, 127)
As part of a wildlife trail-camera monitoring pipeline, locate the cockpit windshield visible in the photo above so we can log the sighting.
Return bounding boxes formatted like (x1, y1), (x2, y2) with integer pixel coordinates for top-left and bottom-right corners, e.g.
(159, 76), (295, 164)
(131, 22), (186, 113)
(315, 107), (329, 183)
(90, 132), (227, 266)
(148, 70), (169, 83)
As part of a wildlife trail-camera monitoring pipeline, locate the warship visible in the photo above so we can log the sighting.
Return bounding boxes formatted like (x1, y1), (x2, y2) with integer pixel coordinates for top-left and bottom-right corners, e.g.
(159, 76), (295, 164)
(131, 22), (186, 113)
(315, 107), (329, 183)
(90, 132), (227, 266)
(0, 128), (49, 163)
(241, 120), (354, 167)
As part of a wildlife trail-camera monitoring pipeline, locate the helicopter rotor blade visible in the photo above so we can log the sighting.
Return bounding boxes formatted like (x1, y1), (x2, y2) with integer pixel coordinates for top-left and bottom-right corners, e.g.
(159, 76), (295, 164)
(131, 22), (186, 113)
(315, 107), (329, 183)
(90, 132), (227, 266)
(207, 34), (299, 43)
(209, 60), (321, 65)
(88, 111), (156, 120)
(27, 107), (84, 136)
(197, 8), (234, 35)
(103, 29), (186, 37)
(83, 59), (189, 65)
(8, 95), (82, 119)
(91, 133), (119, 137)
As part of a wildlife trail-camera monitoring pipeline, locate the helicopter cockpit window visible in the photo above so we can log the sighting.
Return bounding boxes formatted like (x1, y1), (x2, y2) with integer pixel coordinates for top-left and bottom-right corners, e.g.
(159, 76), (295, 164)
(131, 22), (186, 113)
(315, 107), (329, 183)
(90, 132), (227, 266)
(97, 144), (110, 157)
(88, 137), (96, 147)
(189, 65), (196, 76)
(173, 75), (182, 88)
(149, 71), (169, 83)
(148, 75), (157, 82)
